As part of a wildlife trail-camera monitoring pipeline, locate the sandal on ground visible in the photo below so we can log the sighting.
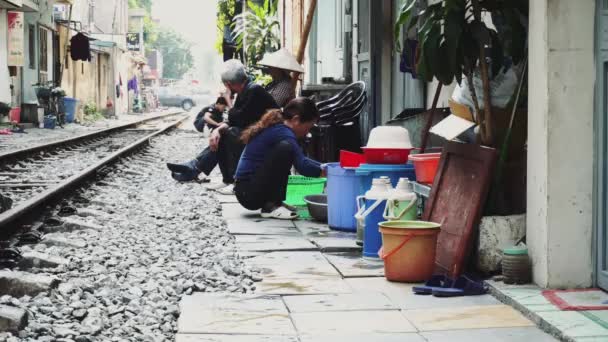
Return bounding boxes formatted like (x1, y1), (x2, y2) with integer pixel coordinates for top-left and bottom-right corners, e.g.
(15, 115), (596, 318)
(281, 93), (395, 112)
(412, 275), (454, 295)
(431, 276), (488, 297)
(282, 202), (297, 212)
(261, 206), (299, 220)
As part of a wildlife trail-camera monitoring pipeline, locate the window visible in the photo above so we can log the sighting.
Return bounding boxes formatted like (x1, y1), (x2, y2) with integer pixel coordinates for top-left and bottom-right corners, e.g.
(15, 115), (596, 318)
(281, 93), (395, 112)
(39, 27), (48, 72)
(28, 25), (35, 69)
(336, 0), (344, 49)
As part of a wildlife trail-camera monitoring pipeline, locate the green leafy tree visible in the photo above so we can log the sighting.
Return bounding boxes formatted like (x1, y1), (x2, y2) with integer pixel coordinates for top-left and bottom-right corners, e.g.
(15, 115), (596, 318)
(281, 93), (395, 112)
(128, 0), (158, 49)
(154, 28), (194, 79)
(216, 0), (237, 53)
(394, 0), (527, 146)
(232, 0), (280, 66)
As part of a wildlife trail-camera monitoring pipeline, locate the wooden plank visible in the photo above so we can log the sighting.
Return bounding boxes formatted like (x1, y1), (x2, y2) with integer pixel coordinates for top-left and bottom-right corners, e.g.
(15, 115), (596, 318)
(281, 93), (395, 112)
(422, 142), (497, 279)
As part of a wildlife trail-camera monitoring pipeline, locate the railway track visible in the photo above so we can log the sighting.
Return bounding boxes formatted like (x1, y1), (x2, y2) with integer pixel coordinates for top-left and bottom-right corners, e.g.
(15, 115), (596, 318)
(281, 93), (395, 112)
(0, 112), (190, 237)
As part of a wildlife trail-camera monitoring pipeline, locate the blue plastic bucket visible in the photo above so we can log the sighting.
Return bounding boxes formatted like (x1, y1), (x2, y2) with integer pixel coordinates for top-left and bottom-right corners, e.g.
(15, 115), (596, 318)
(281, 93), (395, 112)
(356, 163), (416, 194)
(326, 163), (359, 232)
(359, 197), (387, 258)
(44, 116), (56, 129)
(63, 97), (78, 123)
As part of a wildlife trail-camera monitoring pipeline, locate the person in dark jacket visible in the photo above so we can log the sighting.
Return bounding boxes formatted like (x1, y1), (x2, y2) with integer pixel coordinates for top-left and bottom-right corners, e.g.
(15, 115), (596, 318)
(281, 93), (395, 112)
(194, 97), (228, 132)
(235, 97), (324, 220)
(167, 60), (278, 190)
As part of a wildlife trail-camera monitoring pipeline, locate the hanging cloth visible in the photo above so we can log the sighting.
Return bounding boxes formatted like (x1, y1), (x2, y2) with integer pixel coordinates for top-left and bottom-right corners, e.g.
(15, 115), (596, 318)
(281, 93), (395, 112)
(400, 39), (418, 78)
(127, 77), (139, 95)
(70, 33), (91, 62)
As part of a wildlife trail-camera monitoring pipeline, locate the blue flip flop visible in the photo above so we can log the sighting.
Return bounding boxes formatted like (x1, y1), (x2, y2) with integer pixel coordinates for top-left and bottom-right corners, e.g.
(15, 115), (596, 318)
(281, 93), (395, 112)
(431, 276), (488, 297)
(412, 275), (454, 295)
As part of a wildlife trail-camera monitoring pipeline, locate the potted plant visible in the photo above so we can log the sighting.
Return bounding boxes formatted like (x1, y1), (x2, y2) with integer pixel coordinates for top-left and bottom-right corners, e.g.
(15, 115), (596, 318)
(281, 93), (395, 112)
(394, 0), (528, 147)
(232, 0), (280, 68)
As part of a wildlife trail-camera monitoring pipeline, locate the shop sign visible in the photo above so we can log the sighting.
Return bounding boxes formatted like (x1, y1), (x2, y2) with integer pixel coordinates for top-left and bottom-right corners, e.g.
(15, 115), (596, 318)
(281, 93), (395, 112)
(126, 33), (141, 51)
(7, 11), (24, 67)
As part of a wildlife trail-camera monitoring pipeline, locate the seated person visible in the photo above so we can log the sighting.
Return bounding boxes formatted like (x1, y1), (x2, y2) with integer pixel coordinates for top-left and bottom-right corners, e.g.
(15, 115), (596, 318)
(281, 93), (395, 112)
(194, 97), (228, 133)
(258, 48), (303, 107)
(167, 60), (278, 192)
(234, 97), (324, 220)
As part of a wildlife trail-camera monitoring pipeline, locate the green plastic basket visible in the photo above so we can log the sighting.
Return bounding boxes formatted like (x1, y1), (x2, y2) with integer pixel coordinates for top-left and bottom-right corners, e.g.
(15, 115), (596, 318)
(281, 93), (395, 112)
(285, 175), (326, 207)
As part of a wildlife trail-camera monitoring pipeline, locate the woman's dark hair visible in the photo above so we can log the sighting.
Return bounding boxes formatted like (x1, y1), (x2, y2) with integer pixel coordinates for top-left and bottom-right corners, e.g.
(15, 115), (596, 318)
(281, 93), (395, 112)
(215, 97), (228, 105)
(241, 97), (319, 143)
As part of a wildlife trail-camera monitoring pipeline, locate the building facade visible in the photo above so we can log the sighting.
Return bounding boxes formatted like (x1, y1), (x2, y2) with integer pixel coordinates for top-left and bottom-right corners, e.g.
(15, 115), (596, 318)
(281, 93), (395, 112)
(279, 0), (608, 290)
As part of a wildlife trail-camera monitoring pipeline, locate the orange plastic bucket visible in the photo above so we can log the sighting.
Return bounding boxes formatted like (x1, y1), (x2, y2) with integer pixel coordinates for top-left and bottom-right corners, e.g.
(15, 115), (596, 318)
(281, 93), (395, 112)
(379, 220), (441, 282)
(409, 153), (441, 185)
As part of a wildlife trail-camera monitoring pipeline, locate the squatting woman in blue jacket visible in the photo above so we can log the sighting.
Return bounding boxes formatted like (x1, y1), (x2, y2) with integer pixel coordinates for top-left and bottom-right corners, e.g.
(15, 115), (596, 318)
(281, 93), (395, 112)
(234, 97), (324, 220)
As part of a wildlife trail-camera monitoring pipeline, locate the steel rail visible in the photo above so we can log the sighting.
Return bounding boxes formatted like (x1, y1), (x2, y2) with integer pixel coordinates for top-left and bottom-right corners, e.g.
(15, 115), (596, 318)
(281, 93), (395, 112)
(0, 110), (184, 162)
(0, 114), (190, 234)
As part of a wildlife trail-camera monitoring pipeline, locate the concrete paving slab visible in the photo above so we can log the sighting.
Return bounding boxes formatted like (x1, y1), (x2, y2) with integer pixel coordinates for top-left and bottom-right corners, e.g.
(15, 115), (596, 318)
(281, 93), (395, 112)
(228, 223), (301, 236)
(255, 277), (353, 295)
(176, 335), (299, 342)
(235, 235), (318, 252)
(345, 277), (501, 310)
(291, 310), (417, 334)
(403, 305), (534, 331)
(283, 293), (396, 312)
(524, 304), (560, 313)
(305, 231), (361, 252)
(421, 327), (559, 341)
(299, 333), (426, 342)
(293, 220), (333, 234)
(178, 293), (296, 335)
(227, 217), (297, 229)
(222, 203), (256, 219)
(536, 311), (608, 339)
(248, 252), (340, 279)
(324, 252), (385, 278)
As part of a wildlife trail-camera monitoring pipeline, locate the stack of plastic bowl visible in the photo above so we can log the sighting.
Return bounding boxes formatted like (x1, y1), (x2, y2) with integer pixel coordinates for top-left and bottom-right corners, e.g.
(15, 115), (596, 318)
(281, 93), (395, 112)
(362, 126), (413, 164)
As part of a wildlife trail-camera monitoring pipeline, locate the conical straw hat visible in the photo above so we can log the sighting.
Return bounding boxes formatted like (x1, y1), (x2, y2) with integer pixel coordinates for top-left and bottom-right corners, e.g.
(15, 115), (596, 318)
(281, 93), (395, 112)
(258, 48), (305, 73)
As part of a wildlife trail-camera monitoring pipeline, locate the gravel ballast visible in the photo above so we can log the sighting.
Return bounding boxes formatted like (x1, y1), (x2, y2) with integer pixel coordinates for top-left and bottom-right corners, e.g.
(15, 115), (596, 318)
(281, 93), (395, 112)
(0, 130), (258, 341)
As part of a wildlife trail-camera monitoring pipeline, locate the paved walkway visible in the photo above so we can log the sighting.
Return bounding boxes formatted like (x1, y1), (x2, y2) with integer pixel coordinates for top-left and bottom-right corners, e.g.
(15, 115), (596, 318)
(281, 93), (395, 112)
(176, 194), (558, 341)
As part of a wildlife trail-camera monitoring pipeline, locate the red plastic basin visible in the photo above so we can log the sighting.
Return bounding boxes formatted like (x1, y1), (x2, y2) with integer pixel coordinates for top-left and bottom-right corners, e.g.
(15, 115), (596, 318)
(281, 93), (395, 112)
(409, 153), (441, 185)
(340, 150), (365, 168)
(362, 147), (412, 164)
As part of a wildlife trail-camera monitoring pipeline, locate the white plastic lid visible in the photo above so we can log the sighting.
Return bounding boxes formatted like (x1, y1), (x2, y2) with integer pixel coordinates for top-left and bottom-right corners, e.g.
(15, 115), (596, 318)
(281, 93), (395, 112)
(366, 178), (393, 200)
(366, 126), (413, 149)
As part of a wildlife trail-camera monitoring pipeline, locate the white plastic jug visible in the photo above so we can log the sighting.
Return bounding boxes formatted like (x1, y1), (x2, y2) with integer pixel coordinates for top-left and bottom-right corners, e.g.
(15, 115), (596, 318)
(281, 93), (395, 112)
(384, 178), (418, 221)
(355, 177), (392, 224)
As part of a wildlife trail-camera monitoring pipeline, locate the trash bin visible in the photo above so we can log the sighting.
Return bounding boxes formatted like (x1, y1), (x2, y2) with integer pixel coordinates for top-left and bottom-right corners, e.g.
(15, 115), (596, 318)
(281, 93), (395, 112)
(63, 97), (78, 123)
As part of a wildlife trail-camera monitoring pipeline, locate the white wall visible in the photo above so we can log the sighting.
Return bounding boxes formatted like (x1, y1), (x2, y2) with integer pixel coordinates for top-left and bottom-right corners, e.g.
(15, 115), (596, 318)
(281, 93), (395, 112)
(22, 12), (37, 104)
(0, 9), (11, 103)
(527, 0), (595, 288)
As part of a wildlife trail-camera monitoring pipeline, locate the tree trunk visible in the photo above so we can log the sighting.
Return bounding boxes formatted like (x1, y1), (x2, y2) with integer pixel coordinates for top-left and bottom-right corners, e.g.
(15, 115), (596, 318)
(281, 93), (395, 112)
(471, 0), (494, 146)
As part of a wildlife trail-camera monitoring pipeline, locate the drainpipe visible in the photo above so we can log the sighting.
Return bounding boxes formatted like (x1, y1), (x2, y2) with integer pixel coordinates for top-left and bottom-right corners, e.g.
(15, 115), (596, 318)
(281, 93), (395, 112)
(343, 0), (352, 83)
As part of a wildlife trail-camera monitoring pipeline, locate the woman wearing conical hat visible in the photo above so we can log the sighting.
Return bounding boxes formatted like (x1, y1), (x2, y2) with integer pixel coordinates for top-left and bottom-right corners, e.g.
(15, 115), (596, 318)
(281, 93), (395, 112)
(258, 48), (305, 108)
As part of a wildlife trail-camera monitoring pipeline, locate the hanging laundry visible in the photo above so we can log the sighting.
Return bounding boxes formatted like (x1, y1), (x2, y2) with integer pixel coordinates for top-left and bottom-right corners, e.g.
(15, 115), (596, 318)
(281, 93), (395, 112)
(127, 77), (139, 95)
(400, 39), (418, 78)
(70, 33), (91, 62)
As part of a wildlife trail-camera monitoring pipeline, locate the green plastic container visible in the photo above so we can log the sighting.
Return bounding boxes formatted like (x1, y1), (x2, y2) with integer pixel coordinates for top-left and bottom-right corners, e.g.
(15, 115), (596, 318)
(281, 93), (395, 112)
(285, 176), (326, 206)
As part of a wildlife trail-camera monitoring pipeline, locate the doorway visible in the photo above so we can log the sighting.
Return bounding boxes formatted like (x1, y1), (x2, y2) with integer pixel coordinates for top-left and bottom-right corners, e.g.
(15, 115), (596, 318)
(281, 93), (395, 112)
(595, 0), (608, 290)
